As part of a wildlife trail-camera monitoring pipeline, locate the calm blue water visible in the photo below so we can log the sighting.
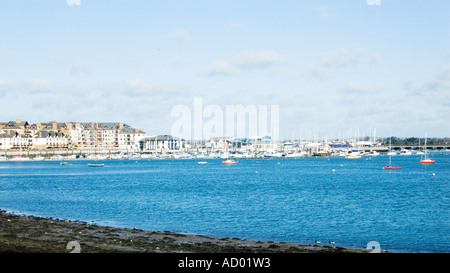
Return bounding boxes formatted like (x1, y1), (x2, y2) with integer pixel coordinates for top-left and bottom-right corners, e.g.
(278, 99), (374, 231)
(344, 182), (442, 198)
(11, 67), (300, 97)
(0, 155), (449, 253)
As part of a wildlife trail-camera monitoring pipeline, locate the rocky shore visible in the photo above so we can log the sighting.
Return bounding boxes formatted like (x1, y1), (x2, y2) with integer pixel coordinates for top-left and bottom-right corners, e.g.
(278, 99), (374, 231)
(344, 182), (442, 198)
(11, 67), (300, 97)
(0, 210), (368, 253)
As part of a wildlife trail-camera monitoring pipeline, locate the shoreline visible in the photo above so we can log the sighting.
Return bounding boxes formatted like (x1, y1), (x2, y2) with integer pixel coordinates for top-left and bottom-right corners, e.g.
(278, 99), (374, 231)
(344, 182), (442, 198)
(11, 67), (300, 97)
(0, 210), (369, 253)
(0, 151), (446, 162)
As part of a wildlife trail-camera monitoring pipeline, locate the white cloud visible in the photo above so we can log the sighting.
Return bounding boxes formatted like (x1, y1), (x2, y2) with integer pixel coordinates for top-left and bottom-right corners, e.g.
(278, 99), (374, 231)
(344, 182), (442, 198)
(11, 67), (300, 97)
(202, 61), (240, 77)
(124, 79), (188, 97)
(234, 50), (283, 69)
(164, 28), (192, 41)
(0, 78), (15, 88)
(0, 78), (59, 97)
(309, 65), (329, 79)
(403, 67), (450, 111)
(310, 45), (381, 79)
(54, 58), (90, 76)
(25, 78), (54, 93)
(426, 67), (450, 92)
(404, 67), (450, 95)
(203, 50), (283, 77)
(338, 81), (377, 95)
(0, 78), (55, 101)
(332, 81), (389, 120)
(315, 6), (332, 19)
(322, 45), (366, 69)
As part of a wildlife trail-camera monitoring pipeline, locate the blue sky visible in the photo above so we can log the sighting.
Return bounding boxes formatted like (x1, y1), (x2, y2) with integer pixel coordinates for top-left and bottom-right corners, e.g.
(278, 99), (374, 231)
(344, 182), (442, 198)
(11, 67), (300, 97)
(0, 0), (449, 139)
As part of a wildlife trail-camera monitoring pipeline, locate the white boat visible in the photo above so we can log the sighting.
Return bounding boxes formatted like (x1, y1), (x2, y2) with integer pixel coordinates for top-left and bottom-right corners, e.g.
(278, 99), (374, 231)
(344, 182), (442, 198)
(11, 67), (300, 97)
(385, 131), (398, 156)
(367, 150), (380, 156)
(88, 163), (104, 167)
(399, 149), (413, 156)
(179, 153), (193, 159)
(345, 150), (361, 159)
(33, 156), (45, 161)
(50, 155), (64, 160)
(416, 137), (425, 155)
(197, 161), (208, 164)
(230, 153), (244, 159)
(222, 139), (237, 164)
(0, 155), (7, 161)
(345, 154), (361, 159)
(264, 152), (283, 158)
(387, 151), (397, 156)
(359, 151), (368, 156)
(384, 134), (402, 170)
(244, 152), (255, 158)
(222, 159), (236, 165)
(286, 151), (306, 158)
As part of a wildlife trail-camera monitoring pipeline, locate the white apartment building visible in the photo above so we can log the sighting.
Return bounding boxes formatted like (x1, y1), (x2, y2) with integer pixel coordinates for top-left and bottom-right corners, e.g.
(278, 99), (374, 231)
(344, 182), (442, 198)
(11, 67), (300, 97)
(139, 135), (182, 152)
(0, 119), (146, 151)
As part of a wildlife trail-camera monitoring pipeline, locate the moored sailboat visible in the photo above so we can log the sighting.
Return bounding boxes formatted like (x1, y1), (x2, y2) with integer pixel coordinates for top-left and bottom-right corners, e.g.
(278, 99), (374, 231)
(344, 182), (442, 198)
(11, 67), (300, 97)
(384, 133), (402, 170)
(420, 132), (435, 164)
(222, 139), (237, 165)
(222, 159), (236, 165)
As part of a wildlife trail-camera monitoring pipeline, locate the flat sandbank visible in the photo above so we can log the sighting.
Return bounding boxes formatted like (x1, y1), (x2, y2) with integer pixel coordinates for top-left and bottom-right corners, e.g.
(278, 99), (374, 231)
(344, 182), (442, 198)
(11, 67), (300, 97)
(0, 210), (369, 253)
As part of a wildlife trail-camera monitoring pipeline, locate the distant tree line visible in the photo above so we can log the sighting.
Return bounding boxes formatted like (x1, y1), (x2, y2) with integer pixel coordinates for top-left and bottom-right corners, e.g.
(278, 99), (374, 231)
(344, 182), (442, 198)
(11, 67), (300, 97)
(379, 137), (450, 146)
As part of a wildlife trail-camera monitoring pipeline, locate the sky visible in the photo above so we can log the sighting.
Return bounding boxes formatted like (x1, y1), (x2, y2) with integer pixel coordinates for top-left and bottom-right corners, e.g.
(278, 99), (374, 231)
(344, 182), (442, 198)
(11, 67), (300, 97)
(0, 0), (449, 139)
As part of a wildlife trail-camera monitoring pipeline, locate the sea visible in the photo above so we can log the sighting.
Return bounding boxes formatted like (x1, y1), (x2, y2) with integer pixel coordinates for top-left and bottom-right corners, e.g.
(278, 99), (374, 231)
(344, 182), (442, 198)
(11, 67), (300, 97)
(0, 154), (449, 253)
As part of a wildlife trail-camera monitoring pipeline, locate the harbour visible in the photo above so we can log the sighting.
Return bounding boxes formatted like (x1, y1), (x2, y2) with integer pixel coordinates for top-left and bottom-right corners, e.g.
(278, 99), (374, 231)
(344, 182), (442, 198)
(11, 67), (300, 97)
(2, 118), (449, 161)
(0, 145), (447, 161)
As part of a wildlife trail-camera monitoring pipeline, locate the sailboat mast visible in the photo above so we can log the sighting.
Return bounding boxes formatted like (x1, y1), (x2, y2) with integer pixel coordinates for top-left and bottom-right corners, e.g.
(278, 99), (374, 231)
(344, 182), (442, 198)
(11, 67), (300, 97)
(389, 135), (392, 166)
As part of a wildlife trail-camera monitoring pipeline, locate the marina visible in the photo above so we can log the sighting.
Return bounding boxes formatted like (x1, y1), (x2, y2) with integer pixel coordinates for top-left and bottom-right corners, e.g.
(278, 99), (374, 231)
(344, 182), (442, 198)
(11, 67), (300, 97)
(0, 147), (447, 161)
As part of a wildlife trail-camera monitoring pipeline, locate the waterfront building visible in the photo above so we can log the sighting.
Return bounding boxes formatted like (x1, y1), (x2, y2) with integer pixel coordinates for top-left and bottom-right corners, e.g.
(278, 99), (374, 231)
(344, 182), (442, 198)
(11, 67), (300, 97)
(0, 119), (146, 151)
(205, 137), (234, 149)
(0, 131), (33, 150)
(0, 119), (32, 136)
(139, 135), (182, 152)
(251, 136), (277, 151)
(34, 131), (69, 149)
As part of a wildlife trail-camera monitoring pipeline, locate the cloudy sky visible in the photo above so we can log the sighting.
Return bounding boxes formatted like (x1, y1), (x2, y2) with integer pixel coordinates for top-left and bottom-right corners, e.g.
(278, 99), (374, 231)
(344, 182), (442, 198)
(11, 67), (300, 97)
(0, 0), (449, 139)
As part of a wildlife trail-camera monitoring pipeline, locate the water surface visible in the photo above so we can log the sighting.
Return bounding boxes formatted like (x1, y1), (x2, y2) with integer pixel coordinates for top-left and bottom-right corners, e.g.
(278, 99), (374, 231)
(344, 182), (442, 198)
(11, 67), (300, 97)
(0, 155), (448, 253)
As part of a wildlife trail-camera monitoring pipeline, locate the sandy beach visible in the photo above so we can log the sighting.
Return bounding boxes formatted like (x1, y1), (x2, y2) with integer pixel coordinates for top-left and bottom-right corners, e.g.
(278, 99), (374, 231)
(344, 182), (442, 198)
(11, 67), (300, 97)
(0, 210), (368, 253)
